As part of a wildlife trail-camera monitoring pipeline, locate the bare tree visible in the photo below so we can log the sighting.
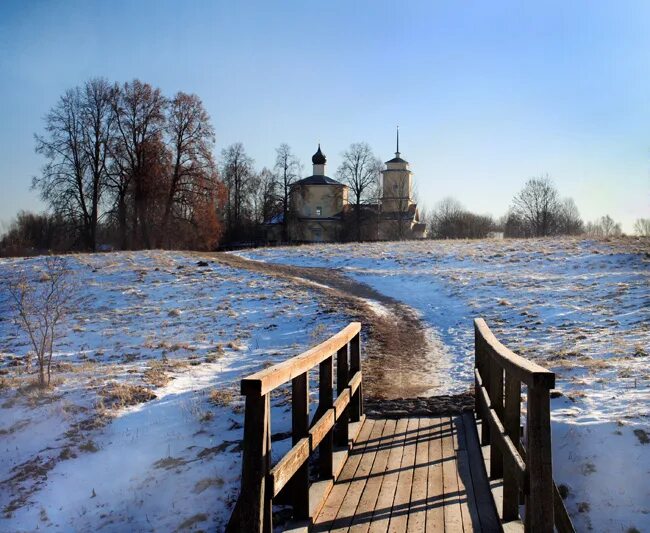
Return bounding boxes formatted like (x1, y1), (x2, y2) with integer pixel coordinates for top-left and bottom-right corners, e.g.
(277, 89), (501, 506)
(33, 78), (115, 251)
(273, 144), (301, 242)
(220, 143), (255, 241)
(160, 92), (217, 247)
(7, 256), (72, 388)
(429, 197), (493, 239)
(510, 176), (561, 237)
(586, 215), (622, 237)
(337, 143), (382, 241)
(109, 80), (167, 249)
(250, 167), (279, 226)
(555, 198), (584, 235)
(634, 218), (650, 237)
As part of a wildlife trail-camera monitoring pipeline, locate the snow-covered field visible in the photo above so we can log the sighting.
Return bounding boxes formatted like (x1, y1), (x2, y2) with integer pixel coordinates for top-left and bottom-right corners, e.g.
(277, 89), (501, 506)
(242, 238), (650, 533)
(0, 252), (352, 531)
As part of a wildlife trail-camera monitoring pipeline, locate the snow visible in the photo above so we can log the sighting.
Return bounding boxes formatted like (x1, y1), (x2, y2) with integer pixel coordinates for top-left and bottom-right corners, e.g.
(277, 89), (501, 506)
(0, 251), (352, 531)
(240, 237), (650, 532)
(1, 239), (648, 532)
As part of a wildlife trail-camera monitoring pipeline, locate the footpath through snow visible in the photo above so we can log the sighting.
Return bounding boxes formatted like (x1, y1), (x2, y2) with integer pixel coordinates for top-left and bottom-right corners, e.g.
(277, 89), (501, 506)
(240, 237), (650, 533)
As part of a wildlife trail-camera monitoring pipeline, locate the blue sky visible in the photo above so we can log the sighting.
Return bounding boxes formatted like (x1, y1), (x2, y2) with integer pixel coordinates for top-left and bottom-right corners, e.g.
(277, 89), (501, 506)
(1, 0), (648, 231)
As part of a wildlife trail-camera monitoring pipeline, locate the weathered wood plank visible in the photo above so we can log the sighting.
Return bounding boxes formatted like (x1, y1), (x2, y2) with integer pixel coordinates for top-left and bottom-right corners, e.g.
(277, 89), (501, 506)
(425, 417), (445, 533)
(319, 355), (334, 479)
(292, 373), (310, 519)
(269, 437), (310, 498)
(464, 414), (502, 532)
(335, 344), (350, 447)
(452, 415), (475, 532)
(441, 416), (464, 532)
(387, 417), (419, 532)
(405, 417), (431, 532)
(503, 372), (521, 521)
(489, 364), (504, 480)
(330, 419), (387, 532)
(311, 409), (335, 451)
(455, 415), (484, 532)
(476, 380), (527, 488)
(314, 418), (376, 530)
(349, 332), (362, 422)
(349, 418), (398, 533)
(553, 481), (577, 533)
(525, 385), (554, 532)
(241, 322), (361, 396)
(368, 417), (409, 533)
(239, 394), (271, 532)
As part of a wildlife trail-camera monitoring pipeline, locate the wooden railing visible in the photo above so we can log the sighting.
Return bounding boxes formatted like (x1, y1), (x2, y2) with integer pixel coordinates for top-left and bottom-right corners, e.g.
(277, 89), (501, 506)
(231, 322), (364, 533)
(474, 318), (575, 533)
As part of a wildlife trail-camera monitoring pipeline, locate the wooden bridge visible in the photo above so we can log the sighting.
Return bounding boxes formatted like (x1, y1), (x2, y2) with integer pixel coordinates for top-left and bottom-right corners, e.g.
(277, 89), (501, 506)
(228, 320), (574, 532)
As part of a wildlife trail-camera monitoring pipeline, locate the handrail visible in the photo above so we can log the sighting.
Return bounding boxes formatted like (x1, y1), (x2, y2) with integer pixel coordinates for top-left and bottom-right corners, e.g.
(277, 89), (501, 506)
(474, 318), (554, 389)
(241, 322), (361, 396)
(230, 322), (364, 533)
(474, 318), (574, 533)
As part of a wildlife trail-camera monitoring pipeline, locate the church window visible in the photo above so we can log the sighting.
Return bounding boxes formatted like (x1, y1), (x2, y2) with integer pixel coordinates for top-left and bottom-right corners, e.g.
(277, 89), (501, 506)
(316, 206), (322, 216)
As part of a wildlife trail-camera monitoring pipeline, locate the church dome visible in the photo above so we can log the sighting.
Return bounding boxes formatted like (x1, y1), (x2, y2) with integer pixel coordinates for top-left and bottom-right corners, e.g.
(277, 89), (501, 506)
(312, 144), (326, 165)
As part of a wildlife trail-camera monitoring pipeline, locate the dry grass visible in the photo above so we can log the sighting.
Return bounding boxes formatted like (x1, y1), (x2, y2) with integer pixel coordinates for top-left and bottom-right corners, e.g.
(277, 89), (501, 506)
(209, 387), (237, 407)
(153, 456), (187, 470)
(192, 477), (224, 494)
(226, 341), (244, 351)
(98, 382), (156, 410)
(79, 440), (99, 453)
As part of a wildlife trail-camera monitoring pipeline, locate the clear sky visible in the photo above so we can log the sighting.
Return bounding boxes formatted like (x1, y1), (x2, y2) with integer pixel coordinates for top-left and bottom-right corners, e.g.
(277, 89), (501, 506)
(1, 0), (648, 232)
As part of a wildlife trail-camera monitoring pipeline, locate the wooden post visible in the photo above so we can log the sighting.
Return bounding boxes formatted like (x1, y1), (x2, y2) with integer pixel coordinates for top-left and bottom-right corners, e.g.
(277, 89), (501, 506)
(349, 333), (362, 422)
(481, 338), (491, 445)
(335, 344), (349, 447)
(240, 393), (272, 533)
(525, 385), (553, 533)
(474, 322), (482, 419)
(489, 364), (504, 479)
(503, 373), (521, 521)
(319, 355), (334, 478)
(292, 372), (310, 520)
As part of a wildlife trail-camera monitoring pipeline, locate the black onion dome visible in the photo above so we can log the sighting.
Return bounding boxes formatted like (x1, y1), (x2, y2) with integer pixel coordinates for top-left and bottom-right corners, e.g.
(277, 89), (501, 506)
(312, 144), (326, 164)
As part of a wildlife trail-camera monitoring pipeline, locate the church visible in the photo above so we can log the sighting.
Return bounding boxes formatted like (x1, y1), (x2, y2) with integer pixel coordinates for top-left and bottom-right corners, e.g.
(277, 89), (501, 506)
(267, 133), (426, 243)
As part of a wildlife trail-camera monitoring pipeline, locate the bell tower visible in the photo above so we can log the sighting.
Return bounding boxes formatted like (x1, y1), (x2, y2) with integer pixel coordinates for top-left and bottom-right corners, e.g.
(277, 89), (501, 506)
(381, 127), (413, 212)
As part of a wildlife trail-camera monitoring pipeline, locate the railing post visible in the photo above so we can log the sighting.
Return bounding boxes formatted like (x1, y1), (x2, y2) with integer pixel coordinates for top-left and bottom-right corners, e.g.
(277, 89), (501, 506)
(240, 393), (272, 533)
(474, 321), (482, 419)
(503, 373), (521, 521)
(525, 384), (554, 533)
(349, 332), (362, 422)
(292, 372), (310, 520)
(489, 364), (504, 479)
(319, 355), (334, 478)
(480, 337), (491, 445)
(335, 343), (349, 447)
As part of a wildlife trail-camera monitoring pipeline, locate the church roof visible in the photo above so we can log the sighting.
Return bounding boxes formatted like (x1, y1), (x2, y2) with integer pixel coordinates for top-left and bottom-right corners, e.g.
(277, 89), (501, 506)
(294, 175), (346, 186)
(385, 156), (408, 164)
(312, 144), (326, 165)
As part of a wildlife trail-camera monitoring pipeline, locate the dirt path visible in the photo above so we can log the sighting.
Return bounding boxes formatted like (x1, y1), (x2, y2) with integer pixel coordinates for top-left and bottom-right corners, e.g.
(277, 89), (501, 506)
(198, 252), (447, 399)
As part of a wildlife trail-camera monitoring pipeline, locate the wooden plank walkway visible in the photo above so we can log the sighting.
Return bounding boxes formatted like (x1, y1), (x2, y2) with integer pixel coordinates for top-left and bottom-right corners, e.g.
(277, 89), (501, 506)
(311, 413), (501, 533)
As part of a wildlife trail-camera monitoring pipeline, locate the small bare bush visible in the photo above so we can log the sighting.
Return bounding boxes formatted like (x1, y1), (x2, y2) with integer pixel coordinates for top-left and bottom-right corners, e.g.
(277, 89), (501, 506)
(7, 256), (72, 388)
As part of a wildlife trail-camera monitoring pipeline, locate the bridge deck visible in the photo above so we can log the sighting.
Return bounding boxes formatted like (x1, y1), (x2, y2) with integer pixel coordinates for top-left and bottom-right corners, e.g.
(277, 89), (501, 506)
(311, 412), (501, 533)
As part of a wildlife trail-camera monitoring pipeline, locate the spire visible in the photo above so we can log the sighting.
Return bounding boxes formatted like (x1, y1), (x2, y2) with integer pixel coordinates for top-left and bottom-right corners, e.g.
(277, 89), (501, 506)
(395, 126), (400, 158)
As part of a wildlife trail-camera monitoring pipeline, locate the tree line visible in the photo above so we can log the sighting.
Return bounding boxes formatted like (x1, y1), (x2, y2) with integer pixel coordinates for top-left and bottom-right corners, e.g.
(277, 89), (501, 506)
(1, 79), (647, 255)
(425, 175), (648, 240)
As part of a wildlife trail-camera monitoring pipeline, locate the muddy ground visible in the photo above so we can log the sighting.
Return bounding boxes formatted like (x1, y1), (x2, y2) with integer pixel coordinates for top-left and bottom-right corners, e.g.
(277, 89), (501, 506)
(202, 252), (454, 400)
